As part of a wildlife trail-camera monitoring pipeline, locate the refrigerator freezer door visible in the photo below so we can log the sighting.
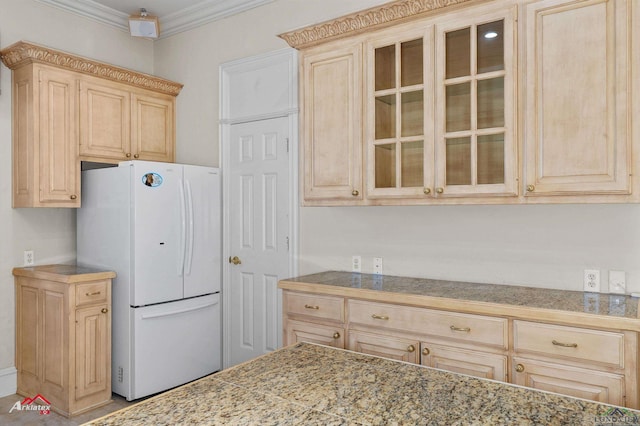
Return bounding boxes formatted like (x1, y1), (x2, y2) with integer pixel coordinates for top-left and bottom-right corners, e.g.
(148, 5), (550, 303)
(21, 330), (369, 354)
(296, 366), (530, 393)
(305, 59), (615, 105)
(183, 165), (222, 297)
(130, 293), (221, 400)
(132, 162), (184, 306)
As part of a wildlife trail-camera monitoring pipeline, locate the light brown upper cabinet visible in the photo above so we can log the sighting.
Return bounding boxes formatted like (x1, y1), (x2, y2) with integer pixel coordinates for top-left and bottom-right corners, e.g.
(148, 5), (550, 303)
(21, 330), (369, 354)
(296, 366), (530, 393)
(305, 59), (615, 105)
(282, 0), (638, 205)
(1, 41), (182, 208)
(301, 41), (363, 204)
(523, 0), (632, 197)
(11, 63), (81, 207)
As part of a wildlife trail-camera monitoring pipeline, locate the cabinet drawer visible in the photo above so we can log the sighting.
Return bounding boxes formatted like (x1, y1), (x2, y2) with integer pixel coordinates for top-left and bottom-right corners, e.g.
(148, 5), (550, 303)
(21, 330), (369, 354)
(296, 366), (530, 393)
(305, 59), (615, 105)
(285, 292), (344, 322)
(348, 300), (507, 349)
(75, 281), (108, 307)
(513, 321), (624, 368)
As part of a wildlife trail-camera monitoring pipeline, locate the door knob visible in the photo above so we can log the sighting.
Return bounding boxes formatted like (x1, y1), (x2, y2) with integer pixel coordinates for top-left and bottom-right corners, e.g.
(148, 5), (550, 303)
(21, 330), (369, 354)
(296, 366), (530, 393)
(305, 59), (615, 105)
(228, 256), (242, 265)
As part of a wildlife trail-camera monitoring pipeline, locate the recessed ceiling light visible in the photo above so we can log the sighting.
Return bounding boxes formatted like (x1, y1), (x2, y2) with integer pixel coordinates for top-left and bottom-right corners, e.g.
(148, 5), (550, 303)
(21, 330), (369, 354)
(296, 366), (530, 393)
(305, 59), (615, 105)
(484, 31), (498, 39)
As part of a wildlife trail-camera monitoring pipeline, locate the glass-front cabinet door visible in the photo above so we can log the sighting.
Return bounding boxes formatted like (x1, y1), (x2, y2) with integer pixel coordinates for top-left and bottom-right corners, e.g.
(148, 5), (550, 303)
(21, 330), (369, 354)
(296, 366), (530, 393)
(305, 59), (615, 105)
(434, 8), (517, 197)
(367, 29), (434, 198)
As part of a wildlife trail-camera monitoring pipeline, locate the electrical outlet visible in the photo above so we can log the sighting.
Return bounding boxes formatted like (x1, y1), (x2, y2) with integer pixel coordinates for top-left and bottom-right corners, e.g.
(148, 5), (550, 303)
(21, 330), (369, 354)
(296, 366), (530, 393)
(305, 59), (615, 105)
(23, 250), (34, 266)
(583, 269), (600, 293)
(609, 270), (626, 294)
(352, 256), (362, 273)
(373, 257), (383, 275)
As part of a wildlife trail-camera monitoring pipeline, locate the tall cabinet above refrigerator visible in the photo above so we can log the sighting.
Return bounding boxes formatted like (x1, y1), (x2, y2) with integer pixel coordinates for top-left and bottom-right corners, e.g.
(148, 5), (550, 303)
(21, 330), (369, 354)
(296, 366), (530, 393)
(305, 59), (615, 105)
(77, 161), (221, 400)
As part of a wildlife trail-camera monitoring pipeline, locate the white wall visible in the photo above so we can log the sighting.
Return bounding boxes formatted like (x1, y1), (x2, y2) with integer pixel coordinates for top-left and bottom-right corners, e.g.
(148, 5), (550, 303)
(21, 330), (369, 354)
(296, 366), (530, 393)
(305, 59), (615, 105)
(155, 0), (640, 294)
(0, 0), (154, 394)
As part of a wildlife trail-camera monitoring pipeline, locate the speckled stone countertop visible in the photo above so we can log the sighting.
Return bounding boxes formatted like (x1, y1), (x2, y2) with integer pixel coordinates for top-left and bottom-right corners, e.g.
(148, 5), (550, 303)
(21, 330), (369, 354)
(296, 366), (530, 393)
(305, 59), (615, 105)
(279, 271), (640, 330)
(12, 264), (116, 283)
(85, 343), (638, 425)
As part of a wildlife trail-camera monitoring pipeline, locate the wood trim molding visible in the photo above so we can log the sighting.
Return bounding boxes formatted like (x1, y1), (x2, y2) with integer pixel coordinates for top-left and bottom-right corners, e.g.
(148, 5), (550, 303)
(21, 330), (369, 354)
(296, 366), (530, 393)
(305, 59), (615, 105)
(278, 0), (476, 49)
(0, 41), (183, 96)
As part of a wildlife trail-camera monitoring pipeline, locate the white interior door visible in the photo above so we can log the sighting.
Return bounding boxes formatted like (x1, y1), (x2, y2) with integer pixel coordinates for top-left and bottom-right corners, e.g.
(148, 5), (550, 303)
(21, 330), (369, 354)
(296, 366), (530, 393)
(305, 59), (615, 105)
(227, 117), (290, 367)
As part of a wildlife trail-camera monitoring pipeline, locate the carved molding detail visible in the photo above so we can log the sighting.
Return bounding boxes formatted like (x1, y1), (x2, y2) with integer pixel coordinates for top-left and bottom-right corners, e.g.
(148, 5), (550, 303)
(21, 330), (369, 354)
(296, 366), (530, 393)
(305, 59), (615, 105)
(279, 0), (474, 49)
(0, 41), (183, 96)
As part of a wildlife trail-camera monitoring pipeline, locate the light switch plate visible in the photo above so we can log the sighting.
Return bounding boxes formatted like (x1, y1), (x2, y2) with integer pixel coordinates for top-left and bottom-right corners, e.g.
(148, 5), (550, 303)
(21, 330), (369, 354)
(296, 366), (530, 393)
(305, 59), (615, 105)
(609, 270), (626, 294)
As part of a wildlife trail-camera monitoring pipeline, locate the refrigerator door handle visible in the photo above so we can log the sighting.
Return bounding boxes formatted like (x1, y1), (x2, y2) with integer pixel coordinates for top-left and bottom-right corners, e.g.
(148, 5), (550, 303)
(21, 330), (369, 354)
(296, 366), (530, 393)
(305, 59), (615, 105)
(185, 179), (195, 275)
(178, 179), (187, 276)
(140, 299), (219, 319)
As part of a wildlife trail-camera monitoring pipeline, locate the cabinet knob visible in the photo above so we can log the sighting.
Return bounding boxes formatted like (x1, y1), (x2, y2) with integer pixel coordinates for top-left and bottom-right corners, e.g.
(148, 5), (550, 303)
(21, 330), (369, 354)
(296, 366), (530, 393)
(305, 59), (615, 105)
(422, 347), (430, 356)
(423, 188), (431, 195)
(101, 308), (108, 314)
(407, 345), (415, 353)
(515, 364), (525, 373)
(351, 189), (359, 197)
(333, 332), (341, 339)
(436, 187), (444, 194)
(126, 153), (131, 158)
(526, 184), (535, 192)
(70, 194), (77, 200)
(134, 154), (140, 159)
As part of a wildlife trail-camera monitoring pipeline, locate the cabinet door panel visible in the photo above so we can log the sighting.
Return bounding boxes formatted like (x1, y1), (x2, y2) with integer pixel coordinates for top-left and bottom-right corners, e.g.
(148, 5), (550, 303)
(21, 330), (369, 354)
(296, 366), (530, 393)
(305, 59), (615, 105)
(38, 67), (79, 205)
(348, 330), (419, 364)
(421, 342), (506, 381)
(524, 0), (630, 195)
(512, 357), (624, 406)
(131, 92), (175, 162)
(285, 319), (344, 348)
(75, 305), (110, 399)
(303, 43), (362, 202)
(79, 78), (131, 161)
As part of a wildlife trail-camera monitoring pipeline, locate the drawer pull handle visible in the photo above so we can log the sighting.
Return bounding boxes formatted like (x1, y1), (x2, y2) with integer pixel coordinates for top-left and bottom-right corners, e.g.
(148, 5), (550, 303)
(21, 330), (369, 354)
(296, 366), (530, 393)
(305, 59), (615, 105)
(101, 308), (108, 314)
(515, 364), (525, 373)
(333, 332), (341, 339)
(552, 340), (578, 348)
(86, 291), (101, 296)
(304, 304), (320, 310)
(407, 345), (415, 353)
(450, 325), (471, 332)
(422, 347), (430, 356)
(371, 314), (389, 320)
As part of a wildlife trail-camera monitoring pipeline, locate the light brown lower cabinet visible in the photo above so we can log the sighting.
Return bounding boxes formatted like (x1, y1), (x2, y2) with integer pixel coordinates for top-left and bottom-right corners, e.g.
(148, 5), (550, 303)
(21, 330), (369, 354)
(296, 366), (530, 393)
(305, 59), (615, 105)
(281, 289), (638, 409)
(512, 357), (625, 406)
(14, 266), (115, 417)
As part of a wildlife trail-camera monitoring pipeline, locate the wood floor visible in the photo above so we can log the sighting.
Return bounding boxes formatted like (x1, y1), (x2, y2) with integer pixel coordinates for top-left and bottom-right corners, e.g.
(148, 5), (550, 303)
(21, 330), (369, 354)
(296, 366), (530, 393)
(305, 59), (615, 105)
(0, 393), (134, 425)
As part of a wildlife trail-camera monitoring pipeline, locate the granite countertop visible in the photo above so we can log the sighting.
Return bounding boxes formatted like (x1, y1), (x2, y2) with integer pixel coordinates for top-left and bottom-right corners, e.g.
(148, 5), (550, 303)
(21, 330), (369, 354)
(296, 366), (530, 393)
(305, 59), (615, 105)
(12, 264), (116, 283)
(85, 342), (638, 425)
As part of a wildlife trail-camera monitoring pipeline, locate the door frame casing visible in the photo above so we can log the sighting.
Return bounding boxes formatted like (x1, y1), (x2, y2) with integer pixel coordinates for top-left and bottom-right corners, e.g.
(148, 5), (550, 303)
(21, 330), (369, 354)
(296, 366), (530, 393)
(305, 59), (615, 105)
(219, 48), (299, 368)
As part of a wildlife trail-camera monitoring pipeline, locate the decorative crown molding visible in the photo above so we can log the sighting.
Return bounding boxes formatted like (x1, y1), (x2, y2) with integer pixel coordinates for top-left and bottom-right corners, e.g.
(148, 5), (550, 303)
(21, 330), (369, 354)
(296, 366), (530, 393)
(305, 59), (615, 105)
(279, 0), (475, 49)
(0, 41), (183, 96)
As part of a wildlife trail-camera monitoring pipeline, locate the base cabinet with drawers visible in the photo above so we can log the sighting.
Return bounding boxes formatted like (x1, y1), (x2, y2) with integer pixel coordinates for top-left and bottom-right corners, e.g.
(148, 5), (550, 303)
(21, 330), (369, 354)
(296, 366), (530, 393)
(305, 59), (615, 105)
(13, 265), (116, 417)
(281, 288), (638, 409)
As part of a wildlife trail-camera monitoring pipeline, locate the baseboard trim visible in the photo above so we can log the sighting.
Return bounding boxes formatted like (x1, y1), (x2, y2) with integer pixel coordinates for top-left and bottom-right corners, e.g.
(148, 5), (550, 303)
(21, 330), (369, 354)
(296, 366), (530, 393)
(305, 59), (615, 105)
(0, 366), (17, 397)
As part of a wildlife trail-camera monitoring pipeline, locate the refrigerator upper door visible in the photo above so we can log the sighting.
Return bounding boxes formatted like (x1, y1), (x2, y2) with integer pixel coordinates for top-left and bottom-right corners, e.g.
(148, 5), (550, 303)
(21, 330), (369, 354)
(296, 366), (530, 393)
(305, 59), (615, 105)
(131, 161), (184, 306)
(183, 165), (221, 297)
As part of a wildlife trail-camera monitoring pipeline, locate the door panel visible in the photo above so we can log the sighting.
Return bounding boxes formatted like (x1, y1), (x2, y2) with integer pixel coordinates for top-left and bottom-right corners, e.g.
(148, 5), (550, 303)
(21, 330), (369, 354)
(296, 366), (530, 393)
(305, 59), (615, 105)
(228, 117), (290, 367)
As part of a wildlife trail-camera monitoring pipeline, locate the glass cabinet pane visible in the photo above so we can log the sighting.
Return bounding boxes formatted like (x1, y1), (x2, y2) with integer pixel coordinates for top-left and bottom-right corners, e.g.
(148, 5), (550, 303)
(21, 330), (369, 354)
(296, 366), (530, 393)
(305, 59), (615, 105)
(401, 141), (423, 187)
(446, 137), (471, 185)
(375, 45), (395, 91)
(477, 20), (504, 74)
(446, 28), (470, 79)
(375, 95), (396, 139)
(375, 144), (396, 188)
(401, 90), (423, 137)
(477, 77), (504, 129)
(446, 83), (470, 132)
(477, 134), (504, 184)
(401, 39), (423, 87)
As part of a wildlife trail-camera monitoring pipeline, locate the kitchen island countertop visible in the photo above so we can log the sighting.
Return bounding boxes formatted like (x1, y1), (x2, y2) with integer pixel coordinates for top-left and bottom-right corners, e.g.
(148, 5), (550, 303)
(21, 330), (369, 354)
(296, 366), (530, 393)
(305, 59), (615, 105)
(85, 342), (638, 425)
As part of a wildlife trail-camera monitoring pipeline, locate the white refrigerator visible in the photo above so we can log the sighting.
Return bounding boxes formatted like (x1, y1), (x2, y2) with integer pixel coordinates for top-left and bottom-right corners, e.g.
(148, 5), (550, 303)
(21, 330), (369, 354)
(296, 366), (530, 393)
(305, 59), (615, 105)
(77, 161), (221, 401)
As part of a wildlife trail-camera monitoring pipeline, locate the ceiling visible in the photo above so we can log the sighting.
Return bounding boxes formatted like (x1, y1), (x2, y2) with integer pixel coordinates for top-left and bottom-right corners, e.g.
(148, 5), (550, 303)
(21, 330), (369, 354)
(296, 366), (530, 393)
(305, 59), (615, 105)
(35, 0), (274, 38)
